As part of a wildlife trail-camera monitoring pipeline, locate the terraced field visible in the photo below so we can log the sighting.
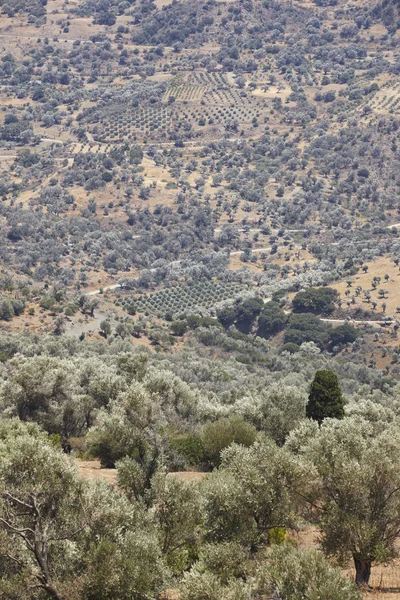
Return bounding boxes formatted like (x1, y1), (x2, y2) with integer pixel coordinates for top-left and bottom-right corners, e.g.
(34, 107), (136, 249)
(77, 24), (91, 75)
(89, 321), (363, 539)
(122, 281), (246, 317)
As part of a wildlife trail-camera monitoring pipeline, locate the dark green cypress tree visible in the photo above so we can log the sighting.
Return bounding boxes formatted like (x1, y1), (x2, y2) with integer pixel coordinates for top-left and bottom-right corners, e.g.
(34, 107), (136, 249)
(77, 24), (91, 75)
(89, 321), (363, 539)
(306, 370), (344, 424)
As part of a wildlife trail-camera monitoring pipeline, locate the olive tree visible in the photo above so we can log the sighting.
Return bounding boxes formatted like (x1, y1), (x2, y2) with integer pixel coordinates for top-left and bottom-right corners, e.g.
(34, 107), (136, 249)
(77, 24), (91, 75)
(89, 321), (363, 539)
(201, 415), (257, 467)
(260, 544), (362, 600)
(202, 438), (295, 550)
(0, 419), (165, 600)
(179, 568), (250, 600)
(87, 382), (161, 469)
(287, 418), (400, 586)
(239, 383), (308, 446)
(151, 473), (202, 573)
(0, 296), (14, 321)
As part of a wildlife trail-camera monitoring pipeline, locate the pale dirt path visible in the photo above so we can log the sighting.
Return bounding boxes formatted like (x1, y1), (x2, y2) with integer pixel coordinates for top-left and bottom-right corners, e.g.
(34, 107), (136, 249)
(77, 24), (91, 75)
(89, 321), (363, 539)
(215, 227), (307, 233)
(85, 283), (121, 297)
(321, 317), (395, 327)
(230, 246), (271, 256)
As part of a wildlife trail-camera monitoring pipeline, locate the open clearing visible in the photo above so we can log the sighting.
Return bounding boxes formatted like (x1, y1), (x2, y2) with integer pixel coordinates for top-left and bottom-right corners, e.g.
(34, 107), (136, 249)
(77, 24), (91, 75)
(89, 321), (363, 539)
(76, 459), (207, 486)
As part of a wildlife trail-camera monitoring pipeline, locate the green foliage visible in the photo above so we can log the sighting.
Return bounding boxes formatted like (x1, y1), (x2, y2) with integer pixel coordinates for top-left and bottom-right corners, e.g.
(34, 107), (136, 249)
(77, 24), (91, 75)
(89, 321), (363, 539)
(261, 544), (362, 600)
(284, 313), (329, 349)
(179, 568), (250, 600)
(240, 383), (307, 446)
(16, 149), (40, 168)
(257, 301), (287, 337)
(236, 297), (264, 328)
(47, 433), (62, 448)
(202, 439), (295, 548)
(186, 314), (202, 329)
(64, 302), (79, 316)
(152, 473), (201, 573)
(101, 171), (113, 182)
(306, 370), (344, 424)
(292, 287), (339, 314)
(201, 415), (257, 467)
(10, 299), (24, 316)
(171, 320), (188, 336)
(87, 383), (161, 469)
(81, 533), (164, 600)
(216, 297), (265, 333)
(117, 455), (155, 504)
(170, 434), (205, 466)
(117, 352), (149, 383)
(197, 542), (250, 584)
(280, 342), (300, 354)
(0, 296), (14, 321)
(328, 324), (361, 347)
(267, 527), (286, 545)
(217, 305), (238, 328)
(99, 320), (112, 338)
(0, 422), (163, 599)
(39, 296), (56, 311)
(290, 419), (400, 586)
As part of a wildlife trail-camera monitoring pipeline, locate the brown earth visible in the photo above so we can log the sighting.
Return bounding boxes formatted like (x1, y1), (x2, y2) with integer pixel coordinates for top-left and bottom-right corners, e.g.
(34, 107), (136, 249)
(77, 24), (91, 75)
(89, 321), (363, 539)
(75, 459), (207, 486)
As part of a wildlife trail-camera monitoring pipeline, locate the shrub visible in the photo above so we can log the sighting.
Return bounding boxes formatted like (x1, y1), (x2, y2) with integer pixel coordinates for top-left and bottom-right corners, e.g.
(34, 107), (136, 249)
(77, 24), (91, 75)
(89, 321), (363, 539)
(11, 299), (25, 316)
(171, 320), (188, 336)
(0, 296), (14, 321)
(201, 415), (257, 467)
(179, 569), (250, 600)
(39, 297), (56, 311)
(170, 435), (205, 466)
(102, 171), (113, 182)
(197, 542), (250, 584)
(261, 544), (362, 600)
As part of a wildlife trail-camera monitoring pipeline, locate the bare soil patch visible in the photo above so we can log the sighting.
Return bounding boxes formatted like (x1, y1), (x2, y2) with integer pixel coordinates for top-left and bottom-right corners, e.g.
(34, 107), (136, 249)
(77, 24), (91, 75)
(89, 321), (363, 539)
(76, 459), (117, 485)
(76, 459), (207, 486)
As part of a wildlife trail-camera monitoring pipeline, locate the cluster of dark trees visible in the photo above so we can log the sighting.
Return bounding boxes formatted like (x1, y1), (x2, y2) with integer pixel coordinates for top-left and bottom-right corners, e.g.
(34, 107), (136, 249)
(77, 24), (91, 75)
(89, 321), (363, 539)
(0, 0), (46, 19)
(215, 288), (360, 352)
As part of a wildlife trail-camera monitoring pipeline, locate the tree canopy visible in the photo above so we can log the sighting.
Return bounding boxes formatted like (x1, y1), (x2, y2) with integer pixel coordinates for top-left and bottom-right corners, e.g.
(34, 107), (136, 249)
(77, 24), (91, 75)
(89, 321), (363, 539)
(292, 287), (339, 314)
(306, 369), (345, 423)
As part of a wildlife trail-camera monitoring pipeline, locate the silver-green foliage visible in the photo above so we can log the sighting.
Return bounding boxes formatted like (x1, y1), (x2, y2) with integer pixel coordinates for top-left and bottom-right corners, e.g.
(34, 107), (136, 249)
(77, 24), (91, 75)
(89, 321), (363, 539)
(261, 544), (362, 600)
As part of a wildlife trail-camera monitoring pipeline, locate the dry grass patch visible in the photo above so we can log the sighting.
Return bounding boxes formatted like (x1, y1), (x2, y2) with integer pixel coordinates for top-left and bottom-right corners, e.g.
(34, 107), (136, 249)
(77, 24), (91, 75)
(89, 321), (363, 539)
(76, 459), (117, 485)
(167, 471), (207, 483)
(331, 256), (400, 317)
(76, 459), (206, 487)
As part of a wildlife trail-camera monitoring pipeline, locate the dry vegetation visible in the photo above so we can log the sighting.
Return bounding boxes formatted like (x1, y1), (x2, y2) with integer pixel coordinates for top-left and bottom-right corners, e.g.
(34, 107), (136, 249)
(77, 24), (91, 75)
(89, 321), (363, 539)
(2, 0), (400, 594)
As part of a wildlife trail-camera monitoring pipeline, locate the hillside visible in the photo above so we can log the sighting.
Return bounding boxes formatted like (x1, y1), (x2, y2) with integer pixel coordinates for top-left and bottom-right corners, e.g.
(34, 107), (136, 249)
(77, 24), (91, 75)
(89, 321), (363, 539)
(2, 0), (400, 597)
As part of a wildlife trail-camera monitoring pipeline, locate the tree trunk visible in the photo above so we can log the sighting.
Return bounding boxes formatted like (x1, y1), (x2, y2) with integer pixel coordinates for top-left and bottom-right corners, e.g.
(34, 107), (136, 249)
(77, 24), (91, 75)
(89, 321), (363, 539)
(354, 557), (372, 586)
(42, 582), (64, 600)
